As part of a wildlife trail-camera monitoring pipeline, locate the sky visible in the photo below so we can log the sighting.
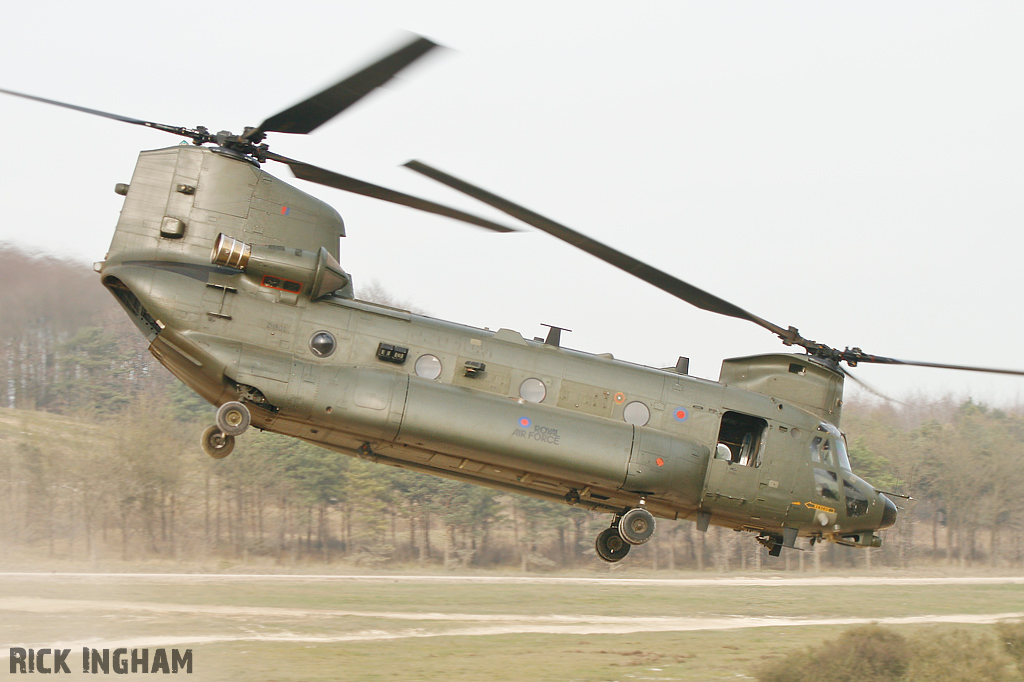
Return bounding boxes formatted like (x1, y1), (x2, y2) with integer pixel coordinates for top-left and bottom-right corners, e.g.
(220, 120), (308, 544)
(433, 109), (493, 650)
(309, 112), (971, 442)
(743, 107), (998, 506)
(1, 1), (1023, 406)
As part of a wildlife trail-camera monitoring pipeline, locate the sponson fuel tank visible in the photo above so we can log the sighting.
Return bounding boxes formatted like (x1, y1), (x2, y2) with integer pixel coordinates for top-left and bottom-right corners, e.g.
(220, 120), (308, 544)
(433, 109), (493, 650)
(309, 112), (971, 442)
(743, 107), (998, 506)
(270, 361), (711, 508)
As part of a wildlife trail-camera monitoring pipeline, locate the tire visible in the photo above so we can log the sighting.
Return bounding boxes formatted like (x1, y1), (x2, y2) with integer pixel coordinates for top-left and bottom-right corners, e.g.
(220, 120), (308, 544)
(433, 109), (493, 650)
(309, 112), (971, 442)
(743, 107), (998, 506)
(216, 401), (251, 437)
(618, 508), (656, 545)
(595, 527), (631, 563)
(201, 425), (235, 459)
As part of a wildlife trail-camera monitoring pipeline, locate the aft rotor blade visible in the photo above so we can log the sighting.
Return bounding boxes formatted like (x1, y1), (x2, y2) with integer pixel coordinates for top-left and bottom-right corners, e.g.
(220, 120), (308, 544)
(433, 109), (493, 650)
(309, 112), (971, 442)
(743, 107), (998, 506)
(0, 87), (195, 138)
(843, 351), (1024, 377)
(265, 152), (516, 233)
(404, 160), (792, 336)
(251, 36), (439, 137)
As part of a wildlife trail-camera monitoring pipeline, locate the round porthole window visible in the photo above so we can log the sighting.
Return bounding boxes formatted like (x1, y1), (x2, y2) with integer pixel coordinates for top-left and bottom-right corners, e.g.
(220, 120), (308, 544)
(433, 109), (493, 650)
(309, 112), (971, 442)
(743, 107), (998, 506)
(623, 401), (651, 426)
(309, 331), (336, 358)
(415, 354), (442, 380)
(519, 378), (547, 403)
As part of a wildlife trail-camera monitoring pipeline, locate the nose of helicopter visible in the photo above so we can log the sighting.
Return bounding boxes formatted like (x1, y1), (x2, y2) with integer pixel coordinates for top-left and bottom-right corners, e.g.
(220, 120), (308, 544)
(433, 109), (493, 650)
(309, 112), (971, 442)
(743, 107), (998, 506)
(878, 494), (898, 530)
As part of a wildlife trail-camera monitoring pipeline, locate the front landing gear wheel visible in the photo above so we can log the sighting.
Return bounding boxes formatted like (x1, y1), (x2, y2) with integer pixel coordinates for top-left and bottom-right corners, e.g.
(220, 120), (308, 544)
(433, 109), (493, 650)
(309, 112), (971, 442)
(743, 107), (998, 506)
(618, 508), (656, 545)
(595, 527), (631, 563)
(201, 425), (235, 459)
(216, 401), (251, 437)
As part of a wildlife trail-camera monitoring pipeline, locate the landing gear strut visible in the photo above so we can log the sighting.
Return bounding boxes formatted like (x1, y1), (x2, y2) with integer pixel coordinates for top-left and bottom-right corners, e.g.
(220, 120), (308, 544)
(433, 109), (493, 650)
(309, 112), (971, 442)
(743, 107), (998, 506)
(595, 506), (658, 563)
(757, 533), (783, 556)
(757, 527), (799, 556)
(202, 401), (251, 459)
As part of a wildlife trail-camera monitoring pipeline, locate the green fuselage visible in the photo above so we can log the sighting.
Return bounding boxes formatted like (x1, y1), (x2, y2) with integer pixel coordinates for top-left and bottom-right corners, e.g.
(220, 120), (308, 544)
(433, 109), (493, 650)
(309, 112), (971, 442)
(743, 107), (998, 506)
(100, 145), (894, 548)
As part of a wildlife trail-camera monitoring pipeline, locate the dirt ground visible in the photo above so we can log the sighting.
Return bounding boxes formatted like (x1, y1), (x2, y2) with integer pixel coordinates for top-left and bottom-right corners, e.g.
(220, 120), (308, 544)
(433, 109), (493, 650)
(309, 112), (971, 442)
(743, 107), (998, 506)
(2, 573), (1022, 681)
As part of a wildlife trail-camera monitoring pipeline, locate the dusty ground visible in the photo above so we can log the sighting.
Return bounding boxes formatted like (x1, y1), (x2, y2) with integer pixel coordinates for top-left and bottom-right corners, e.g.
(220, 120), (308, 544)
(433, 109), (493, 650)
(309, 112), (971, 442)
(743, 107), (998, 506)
(2, 595), (1023, 649)
(4, 571), (1024, 585)
(3, 573), (1023, 647)
(2, 573), (1022, 681)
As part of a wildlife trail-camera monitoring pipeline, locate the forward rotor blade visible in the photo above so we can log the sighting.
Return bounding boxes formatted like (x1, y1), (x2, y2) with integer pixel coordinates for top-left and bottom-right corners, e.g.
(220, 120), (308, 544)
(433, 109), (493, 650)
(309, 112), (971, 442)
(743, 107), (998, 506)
(843, 351), (1024, 377)
(837, 366), (904, 404)
(0, 87), (193, 138)
(404, 161), (1024, 379)
(404, 160), (792, 336)
(251, 36), (439, 138)
(264, 152), (516, 233)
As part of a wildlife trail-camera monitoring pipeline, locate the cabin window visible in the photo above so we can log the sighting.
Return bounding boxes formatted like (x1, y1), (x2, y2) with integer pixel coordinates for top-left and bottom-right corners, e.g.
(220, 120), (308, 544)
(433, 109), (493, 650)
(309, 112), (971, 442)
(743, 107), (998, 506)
(814, 468), (840, 501)
(309, 331), (336, 358)
(716, 411), (768, 467)
(414, 354), (442, 380)
(519, 378), (547, 403)
(623, 401), (650, 426)
(844, 478), (869, 517)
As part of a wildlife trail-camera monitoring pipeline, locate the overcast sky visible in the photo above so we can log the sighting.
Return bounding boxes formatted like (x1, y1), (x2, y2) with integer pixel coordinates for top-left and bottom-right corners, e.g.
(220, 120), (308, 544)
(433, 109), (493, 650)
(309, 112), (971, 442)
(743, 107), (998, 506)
(2, 1), (1023, 406)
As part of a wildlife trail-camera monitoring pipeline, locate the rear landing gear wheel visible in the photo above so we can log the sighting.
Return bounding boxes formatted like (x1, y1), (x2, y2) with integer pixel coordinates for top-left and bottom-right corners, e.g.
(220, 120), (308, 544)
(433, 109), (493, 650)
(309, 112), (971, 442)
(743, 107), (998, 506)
(216, 401), (251, 437)
(201, 425), (235, 459)
(618, 507), (656, 545)
(595, 527), (631, 563)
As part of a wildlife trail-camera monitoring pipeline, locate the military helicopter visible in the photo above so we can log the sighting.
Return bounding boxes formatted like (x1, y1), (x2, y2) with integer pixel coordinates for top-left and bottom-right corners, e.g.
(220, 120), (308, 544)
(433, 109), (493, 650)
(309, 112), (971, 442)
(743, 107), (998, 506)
(5, 36), (1023, 562)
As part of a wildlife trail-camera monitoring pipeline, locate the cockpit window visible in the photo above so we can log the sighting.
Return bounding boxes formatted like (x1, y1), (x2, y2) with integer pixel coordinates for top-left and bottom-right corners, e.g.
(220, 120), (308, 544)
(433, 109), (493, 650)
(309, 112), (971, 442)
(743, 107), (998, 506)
(844, 477), (869, 517)
(814, 468), (840, 501)
(818, 423), (852, 471)
(810, 436), (822, 462)
(835, 436), (852, 471)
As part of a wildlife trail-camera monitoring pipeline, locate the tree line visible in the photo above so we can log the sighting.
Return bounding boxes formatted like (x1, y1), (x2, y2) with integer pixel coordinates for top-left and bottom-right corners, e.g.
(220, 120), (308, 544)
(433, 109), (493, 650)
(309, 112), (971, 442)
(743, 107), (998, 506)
(2, 245), (1023, 571)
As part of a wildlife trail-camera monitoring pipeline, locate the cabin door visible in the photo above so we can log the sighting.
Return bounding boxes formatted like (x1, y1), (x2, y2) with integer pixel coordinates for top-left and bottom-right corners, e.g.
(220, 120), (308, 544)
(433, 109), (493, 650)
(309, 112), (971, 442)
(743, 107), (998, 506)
(702, 411), (766, 517)
(753, 425), (797, 520)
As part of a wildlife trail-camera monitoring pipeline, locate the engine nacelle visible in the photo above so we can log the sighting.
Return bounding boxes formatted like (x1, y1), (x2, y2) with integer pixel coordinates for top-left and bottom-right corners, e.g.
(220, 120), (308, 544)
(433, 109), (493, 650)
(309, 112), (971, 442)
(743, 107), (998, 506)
(211, 233), (352, 300)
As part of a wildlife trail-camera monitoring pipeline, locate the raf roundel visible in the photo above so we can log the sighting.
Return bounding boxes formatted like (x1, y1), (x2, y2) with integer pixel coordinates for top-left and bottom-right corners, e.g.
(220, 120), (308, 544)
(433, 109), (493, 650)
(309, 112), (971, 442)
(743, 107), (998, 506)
(673, 408), (689, 422)
(519, 417), (531, 428)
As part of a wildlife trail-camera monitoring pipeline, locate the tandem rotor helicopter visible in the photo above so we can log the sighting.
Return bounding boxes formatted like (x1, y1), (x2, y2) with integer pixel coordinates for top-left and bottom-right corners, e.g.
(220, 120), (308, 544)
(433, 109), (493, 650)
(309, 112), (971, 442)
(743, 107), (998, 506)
(5, 36), (1023, 562)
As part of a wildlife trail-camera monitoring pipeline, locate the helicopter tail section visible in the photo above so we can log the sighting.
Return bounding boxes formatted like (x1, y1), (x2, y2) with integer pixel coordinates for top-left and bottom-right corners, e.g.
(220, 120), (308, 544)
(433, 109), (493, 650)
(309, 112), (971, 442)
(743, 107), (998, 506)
(103, 146), (346, 273)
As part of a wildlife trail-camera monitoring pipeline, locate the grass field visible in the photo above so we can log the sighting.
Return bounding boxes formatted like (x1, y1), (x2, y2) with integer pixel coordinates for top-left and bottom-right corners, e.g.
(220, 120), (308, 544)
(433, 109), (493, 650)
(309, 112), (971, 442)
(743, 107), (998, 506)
(2, 573), (1022, 681)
